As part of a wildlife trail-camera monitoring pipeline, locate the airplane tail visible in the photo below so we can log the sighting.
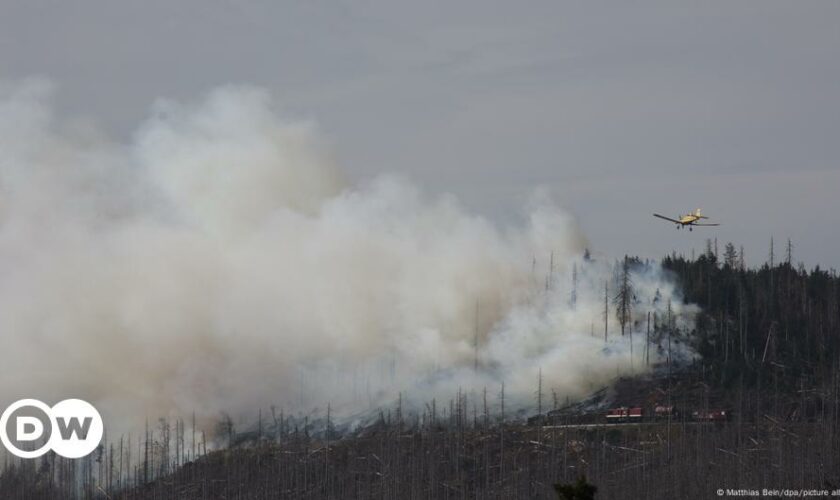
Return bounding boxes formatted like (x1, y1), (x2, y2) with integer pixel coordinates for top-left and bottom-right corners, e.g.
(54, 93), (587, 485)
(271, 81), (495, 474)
(694, 208), (708, 219)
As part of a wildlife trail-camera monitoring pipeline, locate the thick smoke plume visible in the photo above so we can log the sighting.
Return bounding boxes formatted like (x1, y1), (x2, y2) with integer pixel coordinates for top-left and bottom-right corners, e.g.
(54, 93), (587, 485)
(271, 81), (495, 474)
(0, 80), (696, 431)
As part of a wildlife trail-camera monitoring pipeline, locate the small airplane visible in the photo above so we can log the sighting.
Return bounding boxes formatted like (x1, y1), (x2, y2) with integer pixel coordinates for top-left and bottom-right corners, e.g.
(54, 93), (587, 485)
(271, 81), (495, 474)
(653, 209), (720, 231)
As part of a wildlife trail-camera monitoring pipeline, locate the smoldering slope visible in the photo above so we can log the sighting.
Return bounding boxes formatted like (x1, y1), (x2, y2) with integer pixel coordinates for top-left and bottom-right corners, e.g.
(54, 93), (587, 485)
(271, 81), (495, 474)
(0, 80), (696, 432)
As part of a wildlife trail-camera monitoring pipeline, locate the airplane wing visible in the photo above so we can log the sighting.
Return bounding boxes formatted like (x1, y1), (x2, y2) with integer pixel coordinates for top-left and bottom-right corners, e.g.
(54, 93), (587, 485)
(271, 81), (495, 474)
(692, 223), (720, 226)
(653, 213), (680, 223)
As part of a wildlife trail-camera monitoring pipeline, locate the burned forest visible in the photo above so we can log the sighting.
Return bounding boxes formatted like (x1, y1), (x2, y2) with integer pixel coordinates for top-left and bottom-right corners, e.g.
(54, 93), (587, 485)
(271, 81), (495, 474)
(2, 242), (839, 499)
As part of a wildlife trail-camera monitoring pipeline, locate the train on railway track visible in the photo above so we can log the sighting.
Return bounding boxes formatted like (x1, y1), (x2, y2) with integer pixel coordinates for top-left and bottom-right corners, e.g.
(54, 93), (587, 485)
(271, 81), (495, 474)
(529, 404), (731, 425)
(605, 405), (729, 423)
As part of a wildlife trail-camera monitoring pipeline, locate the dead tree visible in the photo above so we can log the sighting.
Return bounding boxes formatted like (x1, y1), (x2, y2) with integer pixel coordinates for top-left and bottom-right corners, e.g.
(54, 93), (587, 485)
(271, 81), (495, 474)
(603, 281), (609, 342)
(614, 256), (634, 337)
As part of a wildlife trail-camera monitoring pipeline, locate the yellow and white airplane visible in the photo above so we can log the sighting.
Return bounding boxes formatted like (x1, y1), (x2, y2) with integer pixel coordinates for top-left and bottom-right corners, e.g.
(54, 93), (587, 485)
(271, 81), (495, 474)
(653, 209), (720, 231)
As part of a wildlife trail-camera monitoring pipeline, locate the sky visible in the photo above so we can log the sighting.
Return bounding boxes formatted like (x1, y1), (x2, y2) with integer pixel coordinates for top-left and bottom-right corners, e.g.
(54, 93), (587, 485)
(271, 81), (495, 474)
(2, 0), (839, 268)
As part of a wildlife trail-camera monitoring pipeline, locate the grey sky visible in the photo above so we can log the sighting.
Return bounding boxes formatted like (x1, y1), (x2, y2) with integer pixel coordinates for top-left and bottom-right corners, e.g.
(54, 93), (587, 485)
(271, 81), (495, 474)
(2, 1), (839, 267)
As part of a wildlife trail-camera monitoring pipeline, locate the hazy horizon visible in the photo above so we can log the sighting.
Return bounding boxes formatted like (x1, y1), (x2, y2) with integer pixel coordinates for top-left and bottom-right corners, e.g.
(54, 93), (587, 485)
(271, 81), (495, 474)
(2, 1), (838, 268)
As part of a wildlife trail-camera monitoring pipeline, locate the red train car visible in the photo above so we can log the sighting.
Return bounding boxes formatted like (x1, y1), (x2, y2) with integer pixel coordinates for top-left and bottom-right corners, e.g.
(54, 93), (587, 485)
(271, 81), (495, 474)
(606, 407), (643, 422)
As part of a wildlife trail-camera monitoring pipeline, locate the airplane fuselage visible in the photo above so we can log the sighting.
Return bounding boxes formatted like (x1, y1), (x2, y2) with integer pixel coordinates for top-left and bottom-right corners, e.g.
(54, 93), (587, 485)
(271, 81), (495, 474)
(674, 214), (704, 230)
(678, 214), (701, 225)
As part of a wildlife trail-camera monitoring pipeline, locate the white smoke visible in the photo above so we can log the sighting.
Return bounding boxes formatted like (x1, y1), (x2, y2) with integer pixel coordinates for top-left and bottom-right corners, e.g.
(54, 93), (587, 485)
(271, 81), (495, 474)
(0, 79), (697, 431)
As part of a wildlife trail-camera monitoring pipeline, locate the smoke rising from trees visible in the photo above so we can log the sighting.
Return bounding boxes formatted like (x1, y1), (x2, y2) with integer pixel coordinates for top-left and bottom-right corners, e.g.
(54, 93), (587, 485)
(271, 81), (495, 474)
(0, 79), (696, 429)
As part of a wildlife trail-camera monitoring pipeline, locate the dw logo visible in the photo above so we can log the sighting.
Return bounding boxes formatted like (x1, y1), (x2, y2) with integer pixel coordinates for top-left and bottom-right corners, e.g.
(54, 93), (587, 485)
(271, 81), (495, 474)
(0, 399), (103, 459)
